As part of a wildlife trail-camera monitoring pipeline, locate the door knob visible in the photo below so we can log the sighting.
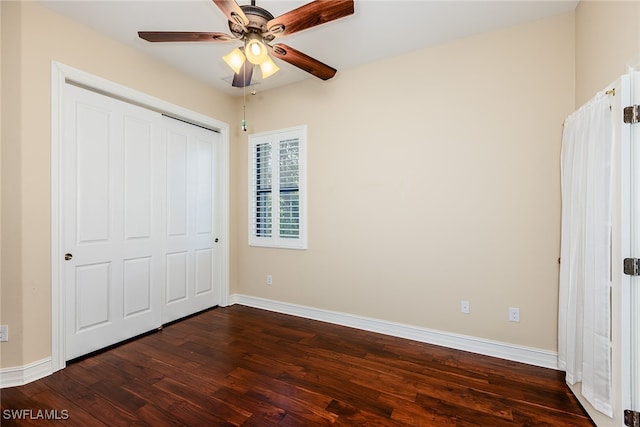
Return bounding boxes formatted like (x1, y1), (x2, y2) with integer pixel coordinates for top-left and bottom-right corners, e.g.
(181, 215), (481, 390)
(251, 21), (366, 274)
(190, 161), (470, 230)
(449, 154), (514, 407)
(64, 253), (73, 261)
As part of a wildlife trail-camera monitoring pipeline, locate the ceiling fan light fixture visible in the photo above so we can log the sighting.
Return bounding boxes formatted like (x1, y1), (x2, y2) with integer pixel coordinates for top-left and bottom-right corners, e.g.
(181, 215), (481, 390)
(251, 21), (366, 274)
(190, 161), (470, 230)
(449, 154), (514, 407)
(223, 47), (246, 74)
(245, 34), (268, 65)
(260, 56), (280, 79)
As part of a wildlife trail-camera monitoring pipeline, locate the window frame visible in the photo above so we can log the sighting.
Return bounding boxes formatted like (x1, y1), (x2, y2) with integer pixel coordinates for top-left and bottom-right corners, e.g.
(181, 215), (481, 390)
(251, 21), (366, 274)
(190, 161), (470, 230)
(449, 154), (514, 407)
(248, 125), (307, 249)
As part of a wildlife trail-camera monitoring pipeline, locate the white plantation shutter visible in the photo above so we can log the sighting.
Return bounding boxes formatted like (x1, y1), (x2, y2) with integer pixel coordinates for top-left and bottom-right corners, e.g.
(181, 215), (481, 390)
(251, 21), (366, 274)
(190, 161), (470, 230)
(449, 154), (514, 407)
(249, 126), (307, 249)
(279, 139), (299, 239)
(254, 142), (272, 237)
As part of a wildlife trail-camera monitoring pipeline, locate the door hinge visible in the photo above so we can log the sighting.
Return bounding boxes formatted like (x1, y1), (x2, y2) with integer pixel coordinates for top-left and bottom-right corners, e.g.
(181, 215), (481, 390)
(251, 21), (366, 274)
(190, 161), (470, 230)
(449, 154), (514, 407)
(624, 258), (640, 276)
(625, 409), (640, 427)
(624, 105), (640, 124)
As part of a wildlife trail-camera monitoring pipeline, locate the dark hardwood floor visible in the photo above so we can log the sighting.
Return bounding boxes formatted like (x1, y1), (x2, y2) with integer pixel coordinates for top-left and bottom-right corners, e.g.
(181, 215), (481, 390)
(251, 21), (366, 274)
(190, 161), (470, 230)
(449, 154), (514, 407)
(1, 305), (593, 426)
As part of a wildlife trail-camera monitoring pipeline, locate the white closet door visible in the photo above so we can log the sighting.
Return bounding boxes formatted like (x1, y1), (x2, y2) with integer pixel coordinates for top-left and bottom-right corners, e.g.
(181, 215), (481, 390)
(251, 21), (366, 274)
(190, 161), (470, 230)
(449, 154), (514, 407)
(162, 116), (220, 324)
(63, 84), (163, 359)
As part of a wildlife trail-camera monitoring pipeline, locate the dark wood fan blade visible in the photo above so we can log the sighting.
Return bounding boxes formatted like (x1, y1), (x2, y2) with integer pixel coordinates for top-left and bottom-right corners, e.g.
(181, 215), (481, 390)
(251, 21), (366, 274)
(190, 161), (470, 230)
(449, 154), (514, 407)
(271, 43), (336, 81)
(138, 32), (233, 42)
(212, 0), (249, 27)
(267, 0), (354, 37)
(232, 61), (254, 88)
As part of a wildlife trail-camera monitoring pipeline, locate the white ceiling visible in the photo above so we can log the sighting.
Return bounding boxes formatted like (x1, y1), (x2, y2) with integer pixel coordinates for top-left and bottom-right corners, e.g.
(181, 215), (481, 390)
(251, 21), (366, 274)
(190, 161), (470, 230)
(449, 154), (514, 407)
(38, 0), (578, 97)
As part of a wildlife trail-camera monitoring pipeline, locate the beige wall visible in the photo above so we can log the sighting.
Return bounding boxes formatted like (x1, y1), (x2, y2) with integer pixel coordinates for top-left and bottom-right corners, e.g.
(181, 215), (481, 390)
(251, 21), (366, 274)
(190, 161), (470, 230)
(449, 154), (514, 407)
(0, 0), (3, 350)
(1, 0), (24, 369)
(575, 0), (640, 106)
(234, 12), (575, 351)
(573, 1), (640, 425)
(0, 1), (236, 368)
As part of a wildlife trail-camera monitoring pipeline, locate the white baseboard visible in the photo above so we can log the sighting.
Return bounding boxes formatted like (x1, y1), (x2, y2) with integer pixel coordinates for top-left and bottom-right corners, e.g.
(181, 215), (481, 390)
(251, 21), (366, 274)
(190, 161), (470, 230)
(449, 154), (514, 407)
(0, 297), (558, 389)
(0, 358), (53, 388)
(229, 294), (559, 370)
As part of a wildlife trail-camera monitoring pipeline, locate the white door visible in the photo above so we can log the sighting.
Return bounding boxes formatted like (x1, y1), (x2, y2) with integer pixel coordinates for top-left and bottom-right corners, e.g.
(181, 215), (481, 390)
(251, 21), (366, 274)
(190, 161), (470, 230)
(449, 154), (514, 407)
(63, 84), (163, 359)
(162, 117), (221, 324)
(629, 68), (640, 416)
(62, 85), (221, 360)
(614, 69), (640, 423)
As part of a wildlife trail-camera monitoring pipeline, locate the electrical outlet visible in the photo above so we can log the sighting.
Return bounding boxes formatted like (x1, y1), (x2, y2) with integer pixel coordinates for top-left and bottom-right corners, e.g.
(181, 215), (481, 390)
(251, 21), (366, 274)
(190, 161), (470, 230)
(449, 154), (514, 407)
(266, 275), (273, 285)
(0, 325), (8, 342)
(508, 307), (520, 322)
(460, 300), (470, 314)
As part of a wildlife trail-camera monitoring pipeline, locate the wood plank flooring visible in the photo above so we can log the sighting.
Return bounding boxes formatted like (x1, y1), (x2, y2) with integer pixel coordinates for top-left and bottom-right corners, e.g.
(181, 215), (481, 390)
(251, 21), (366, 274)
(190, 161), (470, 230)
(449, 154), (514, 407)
(1, 305), (594, 426)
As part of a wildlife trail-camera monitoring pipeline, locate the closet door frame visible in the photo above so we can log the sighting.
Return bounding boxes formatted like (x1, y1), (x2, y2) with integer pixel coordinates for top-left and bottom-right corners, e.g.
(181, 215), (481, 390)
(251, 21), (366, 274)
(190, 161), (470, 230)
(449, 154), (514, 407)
(50, 61), (230, 372)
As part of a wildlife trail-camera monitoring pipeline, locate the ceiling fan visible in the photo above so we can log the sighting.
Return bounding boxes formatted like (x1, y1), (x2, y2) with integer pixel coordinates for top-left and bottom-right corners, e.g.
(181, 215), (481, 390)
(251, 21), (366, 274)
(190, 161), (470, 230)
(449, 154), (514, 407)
(138, 0), (355, 88)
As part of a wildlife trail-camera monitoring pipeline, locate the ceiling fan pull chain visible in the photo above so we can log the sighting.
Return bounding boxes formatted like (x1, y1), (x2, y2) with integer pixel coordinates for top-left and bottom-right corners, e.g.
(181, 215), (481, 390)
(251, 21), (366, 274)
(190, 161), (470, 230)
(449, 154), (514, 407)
(242, 76), (248, 132)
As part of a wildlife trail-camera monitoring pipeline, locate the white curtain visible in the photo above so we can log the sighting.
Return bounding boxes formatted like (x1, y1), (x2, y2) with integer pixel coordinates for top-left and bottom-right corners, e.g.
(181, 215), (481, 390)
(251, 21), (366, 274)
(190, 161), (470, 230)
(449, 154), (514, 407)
(558, 91), (614, 417)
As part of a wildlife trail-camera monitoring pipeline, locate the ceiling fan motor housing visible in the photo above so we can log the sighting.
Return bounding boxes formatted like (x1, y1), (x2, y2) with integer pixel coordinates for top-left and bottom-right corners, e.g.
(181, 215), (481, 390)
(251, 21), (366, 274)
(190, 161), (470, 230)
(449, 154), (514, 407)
(229, 5), (276, 42)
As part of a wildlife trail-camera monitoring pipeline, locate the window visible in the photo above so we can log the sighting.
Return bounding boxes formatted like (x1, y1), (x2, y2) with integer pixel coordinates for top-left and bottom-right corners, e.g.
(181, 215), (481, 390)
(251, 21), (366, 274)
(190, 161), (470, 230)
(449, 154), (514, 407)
(249, 126), (307, 249)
